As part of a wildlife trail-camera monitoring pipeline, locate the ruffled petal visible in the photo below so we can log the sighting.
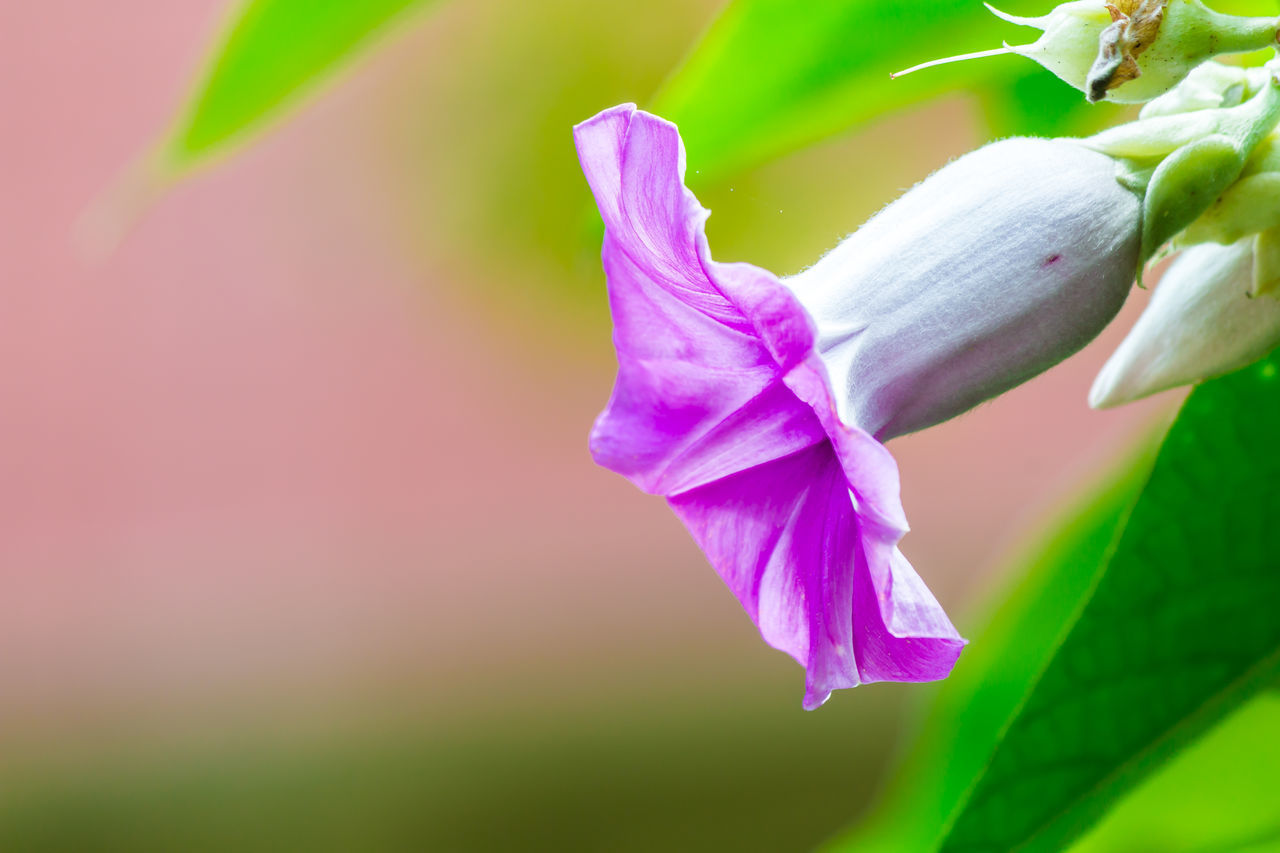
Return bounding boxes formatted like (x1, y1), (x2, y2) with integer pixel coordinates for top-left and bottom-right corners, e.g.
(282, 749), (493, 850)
(670, 446), (963, 709)
(668, 444), (857, 707)
(854, 545), (966, 685)
(574, 103), (964, 706)
(577, 105), (827, 495)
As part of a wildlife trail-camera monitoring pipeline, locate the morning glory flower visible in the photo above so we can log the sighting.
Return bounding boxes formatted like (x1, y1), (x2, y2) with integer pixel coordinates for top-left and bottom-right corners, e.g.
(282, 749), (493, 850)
(574, 104), (1140, 708)
(575, 104), (964, 710)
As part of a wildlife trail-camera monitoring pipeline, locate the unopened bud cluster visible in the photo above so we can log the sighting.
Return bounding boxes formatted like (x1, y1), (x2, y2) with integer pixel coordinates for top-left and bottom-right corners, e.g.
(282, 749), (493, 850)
(894, 1), (1280, 407)
(896, 0), (1279, 104)
(1091, 58), (1280, 405)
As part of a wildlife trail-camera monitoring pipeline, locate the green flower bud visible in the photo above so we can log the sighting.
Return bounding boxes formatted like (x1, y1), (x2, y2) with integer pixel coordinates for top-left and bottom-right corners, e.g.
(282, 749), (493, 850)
(990, 1), (1113, 93)
(893, 0), (1280, 104)
(1084, 0), (1278, 103)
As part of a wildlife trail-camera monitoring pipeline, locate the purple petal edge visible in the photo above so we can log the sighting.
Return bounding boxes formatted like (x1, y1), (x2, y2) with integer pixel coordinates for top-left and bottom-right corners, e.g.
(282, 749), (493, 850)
(574, 104), (965, 708)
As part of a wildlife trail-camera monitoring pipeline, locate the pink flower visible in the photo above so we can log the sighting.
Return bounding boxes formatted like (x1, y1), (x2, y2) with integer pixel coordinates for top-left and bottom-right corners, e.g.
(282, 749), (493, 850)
(574, 104), (962, 709)
(574, 104), (1139, 707)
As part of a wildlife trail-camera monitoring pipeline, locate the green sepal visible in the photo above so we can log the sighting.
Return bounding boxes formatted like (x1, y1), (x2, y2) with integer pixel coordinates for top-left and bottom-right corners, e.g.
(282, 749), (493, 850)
(1178, 170), (1280, 246)
(1085, 73), (1280, 160)
(1141, 134), (1243, 263)
(1175, 130), (1280, 249)
(1085, 68), (1280, 267)
(1086, 108), (1235, 159)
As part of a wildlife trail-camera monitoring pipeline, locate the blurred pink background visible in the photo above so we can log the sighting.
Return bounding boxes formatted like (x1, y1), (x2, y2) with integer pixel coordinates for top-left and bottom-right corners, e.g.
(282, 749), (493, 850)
(0, 0), (1170, 753)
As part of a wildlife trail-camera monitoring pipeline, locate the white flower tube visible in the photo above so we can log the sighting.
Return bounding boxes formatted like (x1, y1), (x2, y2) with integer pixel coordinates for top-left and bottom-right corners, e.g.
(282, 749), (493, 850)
(1091, 240), (1280, 408)
(787, 137), (1141, 440)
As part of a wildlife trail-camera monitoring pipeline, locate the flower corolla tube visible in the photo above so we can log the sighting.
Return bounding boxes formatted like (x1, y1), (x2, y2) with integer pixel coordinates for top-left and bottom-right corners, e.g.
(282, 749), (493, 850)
(574, 104), (1140, 708)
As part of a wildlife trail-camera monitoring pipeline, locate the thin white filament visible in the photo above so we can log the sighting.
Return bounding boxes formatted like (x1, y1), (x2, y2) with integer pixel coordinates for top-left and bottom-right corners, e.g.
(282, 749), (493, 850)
(890, 46), (1014, 80)
(983, 2), (1044, 28)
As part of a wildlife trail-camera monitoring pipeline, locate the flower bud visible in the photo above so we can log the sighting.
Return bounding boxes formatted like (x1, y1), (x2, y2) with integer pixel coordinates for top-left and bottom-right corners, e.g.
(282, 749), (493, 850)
(1082, 69), (1280, 264)
(894, 0), (1280, 104)
(1091, 239), (1280, 407)
(1083, 0), (1277, 103)
(989, 0), (1115, 96)
(787, 137), (1141, 440)
(1139, 60), (1264, 118)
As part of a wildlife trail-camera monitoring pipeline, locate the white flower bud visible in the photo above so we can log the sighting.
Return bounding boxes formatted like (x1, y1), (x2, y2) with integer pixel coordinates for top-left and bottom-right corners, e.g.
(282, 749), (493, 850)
(1091, 239), (1280, 407)
(787, 137), (1141, 440)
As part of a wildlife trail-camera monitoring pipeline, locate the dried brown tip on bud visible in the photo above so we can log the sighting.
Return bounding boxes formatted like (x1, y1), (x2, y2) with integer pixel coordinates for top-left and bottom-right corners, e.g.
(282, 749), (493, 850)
(1087, 0), (1168, 102)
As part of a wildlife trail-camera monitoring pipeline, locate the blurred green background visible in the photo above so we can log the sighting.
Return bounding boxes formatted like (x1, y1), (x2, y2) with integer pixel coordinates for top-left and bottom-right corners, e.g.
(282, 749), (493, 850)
(2, 0), (1258, 850)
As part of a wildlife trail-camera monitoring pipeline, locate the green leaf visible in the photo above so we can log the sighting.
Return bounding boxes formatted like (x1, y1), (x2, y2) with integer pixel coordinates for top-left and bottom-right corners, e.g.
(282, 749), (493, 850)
(158, 0), (442, 175)
(822, 441), (1156, 853)
(654, 0), (1096, 181)
(1071, 693), (1280, 853)
(939, 354), (1280, 853)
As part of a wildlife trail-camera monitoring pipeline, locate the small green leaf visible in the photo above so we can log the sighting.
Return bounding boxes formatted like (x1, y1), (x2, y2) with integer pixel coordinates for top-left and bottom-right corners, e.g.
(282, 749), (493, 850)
(159, 0), (442, 175)
(822, 442), (1155, 853)
(654, 0), (1092, 181)
(939, 353), (1280, 853)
